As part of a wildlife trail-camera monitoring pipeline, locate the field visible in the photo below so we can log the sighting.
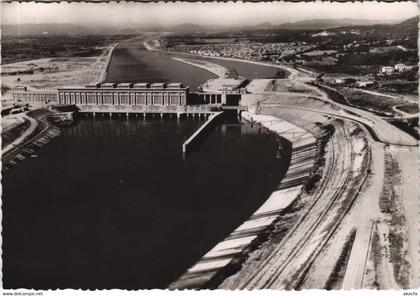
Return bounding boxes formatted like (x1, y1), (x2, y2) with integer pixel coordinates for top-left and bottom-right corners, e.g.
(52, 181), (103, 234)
(2, 35), (131, 64)
(1, 35), (131, 90)
(330, 86), (418, 116)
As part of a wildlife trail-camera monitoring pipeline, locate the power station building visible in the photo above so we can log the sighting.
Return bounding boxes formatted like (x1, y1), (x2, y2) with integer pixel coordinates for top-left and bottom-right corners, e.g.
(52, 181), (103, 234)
(11, 87), (58, 105)
(11, 82), (242, 115)
(57, 82), (190, 106)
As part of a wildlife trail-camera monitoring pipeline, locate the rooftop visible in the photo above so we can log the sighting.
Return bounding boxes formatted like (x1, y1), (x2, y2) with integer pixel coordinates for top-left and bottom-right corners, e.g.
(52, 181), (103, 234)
(201, 78), (246, 92)
(101, 83), (117, 88)
(117, 83), (133, 88)
(58, 82), (189, 90)
(150, 83), (166, 88)
(134, 83), (149, 88)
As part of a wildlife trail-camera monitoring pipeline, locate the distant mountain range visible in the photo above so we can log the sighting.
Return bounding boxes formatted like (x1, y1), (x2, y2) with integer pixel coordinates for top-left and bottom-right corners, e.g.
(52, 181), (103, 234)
(2, 17), (416, 36)
(328, 16), (419, 38)
(273, 18), (400, 30)
(1, 23), (206, 36)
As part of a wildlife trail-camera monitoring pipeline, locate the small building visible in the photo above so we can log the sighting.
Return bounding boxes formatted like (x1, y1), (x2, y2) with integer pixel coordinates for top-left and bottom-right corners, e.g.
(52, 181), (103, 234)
(356, 81), (375, 88)
(333, 78), (345, 85)
(394, 63), (406, 72)
(381, 66), (394, 75)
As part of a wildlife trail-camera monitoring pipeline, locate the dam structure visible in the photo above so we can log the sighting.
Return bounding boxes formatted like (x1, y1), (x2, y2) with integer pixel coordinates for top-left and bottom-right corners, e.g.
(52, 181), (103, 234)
(10, 82), (247, 156)
(58, 82), (189, 116)
(11, 82), (242, 117)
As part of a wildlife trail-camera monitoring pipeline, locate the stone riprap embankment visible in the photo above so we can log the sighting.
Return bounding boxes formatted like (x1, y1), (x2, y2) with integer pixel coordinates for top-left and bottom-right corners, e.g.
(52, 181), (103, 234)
(172, 57), (228, 78)
(2, 109), (61, 172)
(170, 111), (317, 289)
(93, 42), (119, 84)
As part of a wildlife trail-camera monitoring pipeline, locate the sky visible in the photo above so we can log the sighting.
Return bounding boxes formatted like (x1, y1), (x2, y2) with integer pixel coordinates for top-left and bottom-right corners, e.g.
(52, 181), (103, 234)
(2, 1), (419, 27)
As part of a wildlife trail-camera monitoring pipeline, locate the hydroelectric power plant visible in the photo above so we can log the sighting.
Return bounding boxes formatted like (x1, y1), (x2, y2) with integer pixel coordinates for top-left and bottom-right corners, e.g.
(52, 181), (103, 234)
(11, 81), (242, 117)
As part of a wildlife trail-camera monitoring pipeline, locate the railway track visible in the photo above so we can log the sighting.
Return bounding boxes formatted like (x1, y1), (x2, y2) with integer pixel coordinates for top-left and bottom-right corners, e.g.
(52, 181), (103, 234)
(295, 146), (373, 290)
(234, 121), (370, 289)
(234, 122), (342, 288)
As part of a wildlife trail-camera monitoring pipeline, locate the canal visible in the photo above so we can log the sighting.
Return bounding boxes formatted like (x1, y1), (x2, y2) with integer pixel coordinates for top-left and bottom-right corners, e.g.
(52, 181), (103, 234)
(2, 116), (291, 289)
(105, 38), (216, 90)
(105, 38), (282, 90)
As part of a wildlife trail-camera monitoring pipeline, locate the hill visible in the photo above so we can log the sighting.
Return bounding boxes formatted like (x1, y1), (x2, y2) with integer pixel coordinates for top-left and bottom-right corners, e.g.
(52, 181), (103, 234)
(328, 16), (419, 38)
(276, 18), (396, 30)
(2, 24), (93, 36)
(2, 17), (416, 36)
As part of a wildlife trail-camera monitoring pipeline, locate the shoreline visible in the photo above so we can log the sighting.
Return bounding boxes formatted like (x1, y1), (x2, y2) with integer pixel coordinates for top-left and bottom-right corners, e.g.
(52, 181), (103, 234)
(2, 41), (119, 167)
(171, 57), (227, 78)
(2, 114), (38, 155)
(144, 44), (298, 80)
(96, 42), (119, 84)
(1, 42), (119, 90)
(170, 111), (317, 289)
(2, 109), (61, 172)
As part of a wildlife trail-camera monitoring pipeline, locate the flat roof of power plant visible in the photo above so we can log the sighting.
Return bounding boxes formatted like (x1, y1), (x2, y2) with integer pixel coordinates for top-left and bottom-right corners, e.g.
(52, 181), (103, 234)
(117, 83), (133, 88)
(134, 83), (149, 88)
(101, 83), (117, 88)
(59, 82), (189, 90)
(150, 83), (166, 88)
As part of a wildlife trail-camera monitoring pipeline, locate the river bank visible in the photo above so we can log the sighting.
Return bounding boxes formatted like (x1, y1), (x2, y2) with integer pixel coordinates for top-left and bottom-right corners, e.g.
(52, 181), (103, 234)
(1, 43), (118, 90)
(90, 42), (119, 84)
(2, 109), (61, 172)
(172, 57), (228, 78)
(147, 43), (290, 76)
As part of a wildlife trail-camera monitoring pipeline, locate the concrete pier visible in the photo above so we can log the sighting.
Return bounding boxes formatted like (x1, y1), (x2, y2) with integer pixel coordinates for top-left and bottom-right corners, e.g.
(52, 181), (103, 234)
(182, 111), (224, 155)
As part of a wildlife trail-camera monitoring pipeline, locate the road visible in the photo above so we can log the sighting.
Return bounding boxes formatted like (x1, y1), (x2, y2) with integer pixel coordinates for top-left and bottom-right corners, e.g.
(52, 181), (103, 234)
(391, 147), (420, 288)
(341, 141), (385, 289)
(229, 65), (417, 289)
(299, 83), (417, 146)
(260, 103), (417, 146)
(392, 105), (420, 119)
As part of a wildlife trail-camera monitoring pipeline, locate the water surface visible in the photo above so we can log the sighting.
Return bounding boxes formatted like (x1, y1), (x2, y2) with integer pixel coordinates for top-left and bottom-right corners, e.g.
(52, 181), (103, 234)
(3, 117), (291, 289)
(106, 39), (216, 90)
(106, 38), (282, 90)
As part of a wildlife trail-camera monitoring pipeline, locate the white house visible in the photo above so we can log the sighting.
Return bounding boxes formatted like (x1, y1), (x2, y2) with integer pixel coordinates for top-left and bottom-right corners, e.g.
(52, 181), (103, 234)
(333, 78), (345, 85)
(356, 81), (375, 88)
(394, 63), (406, 72)
(381, 66), (394, 75)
